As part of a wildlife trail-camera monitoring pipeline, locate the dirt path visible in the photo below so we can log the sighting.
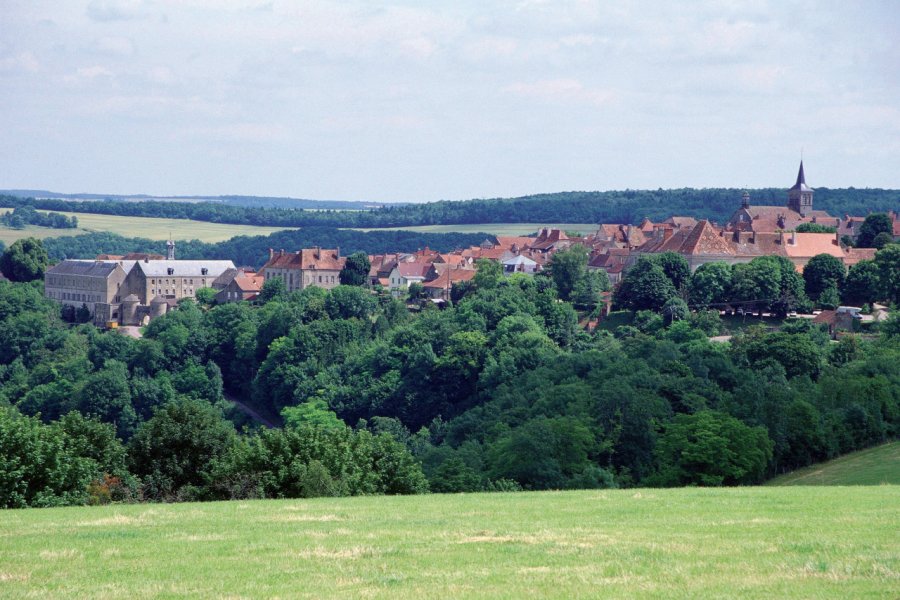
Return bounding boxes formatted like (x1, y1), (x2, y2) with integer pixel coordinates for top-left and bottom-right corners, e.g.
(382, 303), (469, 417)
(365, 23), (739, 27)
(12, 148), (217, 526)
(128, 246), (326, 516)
(224, 390), (281, 428)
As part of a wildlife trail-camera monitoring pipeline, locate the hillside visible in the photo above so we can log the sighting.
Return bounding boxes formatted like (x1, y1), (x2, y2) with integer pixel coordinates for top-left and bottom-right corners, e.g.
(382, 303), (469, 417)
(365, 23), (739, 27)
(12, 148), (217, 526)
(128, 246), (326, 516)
(766, 442), (900, 486)
(0, 487), (896, 599)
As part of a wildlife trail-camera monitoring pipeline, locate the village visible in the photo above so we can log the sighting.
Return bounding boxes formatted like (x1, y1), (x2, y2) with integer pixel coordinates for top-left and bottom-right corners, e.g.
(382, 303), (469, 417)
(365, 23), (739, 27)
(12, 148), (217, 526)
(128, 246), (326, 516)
(43, 162), (899, 330)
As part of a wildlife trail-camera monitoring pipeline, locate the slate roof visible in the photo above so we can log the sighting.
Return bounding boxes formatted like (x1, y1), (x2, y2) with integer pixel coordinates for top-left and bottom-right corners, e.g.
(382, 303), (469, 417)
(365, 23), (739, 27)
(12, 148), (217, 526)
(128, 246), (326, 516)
(134, 260), (236, 277)
(790, 161), (812, 192)
(46, 260), (123, 277)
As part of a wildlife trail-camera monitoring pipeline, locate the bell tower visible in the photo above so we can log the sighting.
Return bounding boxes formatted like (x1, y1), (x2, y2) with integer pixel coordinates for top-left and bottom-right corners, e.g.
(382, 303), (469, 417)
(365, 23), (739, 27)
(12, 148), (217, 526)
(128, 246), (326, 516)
(787, 161), (813, 217)
(166, 239), (176, 260)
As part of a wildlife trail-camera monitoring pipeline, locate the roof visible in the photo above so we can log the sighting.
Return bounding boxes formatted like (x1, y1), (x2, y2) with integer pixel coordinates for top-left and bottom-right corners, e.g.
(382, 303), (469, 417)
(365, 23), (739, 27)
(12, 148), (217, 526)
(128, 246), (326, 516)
(46, 260), (123, 277)
(262, 248), (345, 271)
(396, 262), (432, 279)
(790, 161), (812, 192)
(812, 310), (836, 325)
(783, 233), (845, 259)
(422, 268), (477, 288)
(679, 221), (736, 256)
(845, 247), (877, 267)
(665, 216), (699, 229)
(502, 255), (538, 266)
(232, 272), (264, 293)
(495, 236), (535, 249)
(134, 260), (236, 277)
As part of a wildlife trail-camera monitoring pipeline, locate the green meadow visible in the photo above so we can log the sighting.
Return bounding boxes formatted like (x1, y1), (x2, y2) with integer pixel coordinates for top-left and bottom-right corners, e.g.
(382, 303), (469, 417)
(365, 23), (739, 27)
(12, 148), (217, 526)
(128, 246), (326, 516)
(767, 441), (900, 487)
(0, 211), (291, 245)
(1, 487), (897, 599)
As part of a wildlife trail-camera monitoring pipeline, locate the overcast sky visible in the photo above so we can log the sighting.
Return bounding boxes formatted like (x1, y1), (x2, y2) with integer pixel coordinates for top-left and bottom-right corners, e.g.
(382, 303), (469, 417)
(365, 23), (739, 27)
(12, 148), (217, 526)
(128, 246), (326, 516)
(1, 1), (898, 202)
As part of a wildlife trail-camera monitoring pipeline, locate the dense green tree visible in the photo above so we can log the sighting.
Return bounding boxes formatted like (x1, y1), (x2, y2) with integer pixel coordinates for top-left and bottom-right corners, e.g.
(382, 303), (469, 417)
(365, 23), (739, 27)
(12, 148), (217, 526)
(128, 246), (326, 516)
(339, 252), (371, 286)
(842, 260), (881, 306)
(572, 269), (609, 310)
(653, 410), (773, 486)
(325, 285), (377, 320)
(796, 223), (836, 233)
(473, 258), (503, 290)
(0, 238), (49, 282)
(651, 252), (691, 291)
(872, 232), (895, 249)
(803, 254), (845, 301)
(128, 398), (237, 500)
(615, 258), (677, 311)
(856, 213), (893, 248)
(874, 244), (900, 303)
(194, 287), (217, 305)
(688, 262), (731, 308)
(0, 407), (97, 508)
(258, 277), (286, 303)
(547, 245), (588, 301)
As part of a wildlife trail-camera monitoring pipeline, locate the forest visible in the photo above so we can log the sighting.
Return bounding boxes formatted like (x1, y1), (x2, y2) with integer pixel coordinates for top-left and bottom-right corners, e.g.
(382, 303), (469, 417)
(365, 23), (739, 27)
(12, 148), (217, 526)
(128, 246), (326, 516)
(1, 238), (898, 507)
(40, 228), (495, 268)
(3, 188), (898, 230)
(1, 205), (78, 230)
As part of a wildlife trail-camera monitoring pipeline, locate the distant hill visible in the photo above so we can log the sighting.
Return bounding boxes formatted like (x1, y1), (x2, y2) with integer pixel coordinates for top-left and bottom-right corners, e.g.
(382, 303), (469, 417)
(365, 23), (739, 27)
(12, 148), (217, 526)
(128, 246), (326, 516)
(766, 442), (899, 486)
(0, 189), (386, 211)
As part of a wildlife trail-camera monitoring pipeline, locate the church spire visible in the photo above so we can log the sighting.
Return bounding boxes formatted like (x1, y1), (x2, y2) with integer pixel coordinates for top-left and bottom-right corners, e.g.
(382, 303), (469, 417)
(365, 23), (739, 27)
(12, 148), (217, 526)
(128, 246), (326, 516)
(787, 160), (813, 216)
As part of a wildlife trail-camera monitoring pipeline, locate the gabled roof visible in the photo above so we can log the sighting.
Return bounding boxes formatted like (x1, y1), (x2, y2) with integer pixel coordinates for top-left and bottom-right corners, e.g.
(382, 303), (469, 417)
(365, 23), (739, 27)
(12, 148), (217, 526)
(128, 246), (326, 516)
(495, 236), (535, 249)
(396, 262), (431, 279)
(262, 249), (344, 271)
(231, 272), (264, 293)
(134, 260), (236, 277)
(679, 221), (736, 255)
(46, 260), (124, 277)
(422, 268), (476, 288)
(502, 255), (538, 266)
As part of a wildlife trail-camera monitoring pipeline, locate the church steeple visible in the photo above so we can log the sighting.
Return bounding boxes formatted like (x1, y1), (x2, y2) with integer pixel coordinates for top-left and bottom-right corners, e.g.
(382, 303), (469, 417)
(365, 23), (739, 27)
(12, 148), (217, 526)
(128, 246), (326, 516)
(787, 160), (813, 217)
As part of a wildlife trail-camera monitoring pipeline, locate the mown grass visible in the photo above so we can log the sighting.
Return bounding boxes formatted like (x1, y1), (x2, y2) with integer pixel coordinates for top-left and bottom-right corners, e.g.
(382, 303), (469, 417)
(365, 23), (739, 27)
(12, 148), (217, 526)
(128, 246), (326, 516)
(767, 442), (900, 487)
(1, 487), (897, 599)
(0, 211), (290, 244)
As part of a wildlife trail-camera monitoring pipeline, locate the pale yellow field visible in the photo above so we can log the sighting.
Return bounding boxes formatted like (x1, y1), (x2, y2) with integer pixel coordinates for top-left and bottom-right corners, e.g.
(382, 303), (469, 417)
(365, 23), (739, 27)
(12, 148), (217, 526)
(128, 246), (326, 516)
(0, 211), (292, 244)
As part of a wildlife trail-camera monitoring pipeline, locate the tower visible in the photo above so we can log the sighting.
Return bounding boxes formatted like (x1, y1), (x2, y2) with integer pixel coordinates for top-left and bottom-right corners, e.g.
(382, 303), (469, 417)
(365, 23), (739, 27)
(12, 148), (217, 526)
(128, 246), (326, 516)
(787, 161), (813, 217)
(166, 239), (176, 261)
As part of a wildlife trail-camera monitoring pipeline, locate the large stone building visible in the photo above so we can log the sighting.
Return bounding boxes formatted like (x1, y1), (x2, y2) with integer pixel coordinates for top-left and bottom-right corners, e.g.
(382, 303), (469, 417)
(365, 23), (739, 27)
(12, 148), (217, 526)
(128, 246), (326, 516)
(44, 260), (132, 325)
(45, 243), (235, 326)
(260, 247), (346, 292)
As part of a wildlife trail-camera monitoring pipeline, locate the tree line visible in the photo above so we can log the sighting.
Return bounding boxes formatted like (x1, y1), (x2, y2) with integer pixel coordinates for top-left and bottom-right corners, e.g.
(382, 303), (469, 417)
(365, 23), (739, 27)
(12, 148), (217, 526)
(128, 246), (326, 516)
(3, 188), (898, 230)
(2, 239), (898, 506)
(1, 205), (78, 230)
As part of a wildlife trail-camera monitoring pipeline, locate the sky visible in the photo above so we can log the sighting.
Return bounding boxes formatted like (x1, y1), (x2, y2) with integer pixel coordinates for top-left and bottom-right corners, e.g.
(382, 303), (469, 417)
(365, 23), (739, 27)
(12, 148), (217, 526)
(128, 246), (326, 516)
(1, 1), (898, 202)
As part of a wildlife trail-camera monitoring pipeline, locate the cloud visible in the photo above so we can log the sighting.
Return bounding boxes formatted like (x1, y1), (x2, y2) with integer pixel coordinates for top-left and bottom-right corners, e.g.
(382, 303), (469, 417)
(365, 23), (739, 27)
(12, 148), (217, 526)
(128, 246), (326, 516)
(85, 0), (145, 22)
(63, 65), (114, 82)
(94, 36), (135, 56)
(504, 78), (615, 106)
(0, 51), (40, 73)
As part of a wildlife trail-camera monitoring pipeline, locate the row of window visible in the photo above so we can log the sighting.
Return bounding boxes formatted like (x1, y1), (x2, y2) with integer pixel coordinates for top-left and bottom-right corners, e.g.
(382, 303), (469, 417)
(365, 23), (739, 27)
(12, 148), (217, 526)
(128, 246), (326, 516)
(150, 278), (206, 286)
(47, 291), (102, 303)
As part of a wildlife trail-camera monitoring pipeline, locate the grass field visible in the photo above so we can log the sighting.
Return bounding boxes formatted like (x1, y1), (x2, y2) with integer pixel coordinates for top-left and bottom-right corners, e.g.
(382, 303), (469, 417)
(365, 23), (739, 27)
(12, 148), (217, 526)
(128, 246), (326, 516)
(0, 212), (291, 245)
(355, 223), (600, 236)
(767, 442), (900, 487)
(1, 487), (897, 599)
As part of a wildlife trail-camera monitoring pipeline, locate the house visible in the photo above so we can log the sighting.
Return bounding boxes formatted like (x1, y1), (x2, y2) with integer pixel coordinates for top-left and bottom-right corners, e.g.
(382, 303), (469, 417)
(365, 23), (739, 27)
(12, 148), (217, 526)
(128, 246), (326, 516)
(260, 247), (346, 292)
(813, 308), (860, 339)
(530, 228), (572, 253)
(121, 259), (237, 304)
(422, 267), (477, 301)
(387, 262), (432, 297)
(215, 270), (264, 303)
(588, 248), (631, 284)
(44, 260), (132, 326)
(502, 254), (539, 274)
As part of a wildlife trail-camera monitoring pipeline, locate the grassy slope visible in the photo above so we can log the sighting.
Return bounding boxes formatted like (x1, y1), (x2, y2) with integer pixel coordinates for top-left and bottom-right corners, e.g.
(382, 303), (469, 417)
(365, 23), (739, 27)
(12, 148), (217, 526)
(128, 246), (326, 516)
(1, 487), (897, 599)
(767, 441), (900, 487)
(0, 212), (290, 244)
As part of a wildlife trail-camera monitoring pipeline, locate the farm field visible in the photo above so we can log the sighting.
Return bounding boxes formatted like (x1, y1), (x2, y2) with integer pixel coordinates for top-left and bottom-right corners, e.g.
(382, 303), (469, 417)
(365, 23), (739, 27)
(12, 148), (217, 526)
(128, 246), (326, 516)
(0, 211), (291, 244)
(767, 441), (900, 487)
(1, 487), (897, 599)
(355, 222), (600, 236)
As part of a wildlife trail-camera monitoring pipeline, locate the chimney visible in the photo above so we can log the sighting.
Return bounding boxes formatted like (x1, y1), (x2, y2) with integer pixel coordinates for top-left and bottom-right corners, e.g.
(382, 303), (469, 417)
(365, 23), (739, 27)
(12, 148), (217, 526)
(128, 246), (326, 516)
(315, 246), (320, 259)
(779, 231), (784, 245)
(280, 249), (285, 255)
(269, 248), (274, 260)
(336, 246), (340, 258)
(663, 228), (673, 241)
(835, 231), (841, 246)
(791, 230), (796, 245)
(750, 231), (756, 244)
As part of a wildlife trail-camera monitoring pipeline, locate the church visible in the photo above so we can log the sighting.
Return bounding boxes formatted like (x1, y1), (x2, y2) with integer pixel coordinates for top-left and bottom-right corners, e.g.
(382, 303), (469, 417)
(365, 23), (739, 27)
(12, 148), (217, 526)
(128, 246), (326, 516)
(726, 162), (836, 233)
